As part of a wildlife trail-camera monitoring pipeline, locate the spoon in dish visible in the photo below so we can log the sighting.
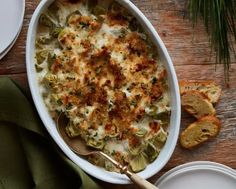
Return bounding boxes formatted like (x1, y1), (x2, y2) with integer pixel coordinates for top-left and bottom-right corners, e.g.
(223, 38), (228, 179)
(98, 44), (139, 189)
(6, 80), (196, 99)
(57, 113), (159, 189)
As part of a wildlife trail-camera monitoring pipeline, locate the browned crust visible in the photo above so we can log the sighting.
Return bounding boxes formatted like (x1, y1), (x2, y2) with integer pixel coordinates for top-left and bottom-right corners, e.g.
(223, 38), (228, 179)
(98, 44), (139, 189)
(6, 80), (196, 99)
(46, 4), (169, 148)
(180, 116), (221, 149)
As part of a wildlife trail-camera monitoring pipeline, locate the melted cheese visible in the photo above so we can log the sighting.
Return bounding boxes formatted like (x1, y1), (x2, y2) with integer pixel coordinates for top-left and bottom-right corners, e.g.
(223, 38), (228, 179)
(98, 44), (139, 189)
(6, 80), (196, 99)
(36, 0), (170, 172)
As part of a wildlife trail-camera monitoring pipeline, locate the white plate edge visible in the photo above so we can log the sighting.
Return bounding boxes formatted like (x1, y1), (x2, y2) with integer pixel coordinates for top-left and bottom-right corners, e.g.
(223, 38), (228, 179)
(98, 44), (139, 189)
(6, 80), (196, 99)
(0, 0), (25, 54)
(155, 161), (236, 186)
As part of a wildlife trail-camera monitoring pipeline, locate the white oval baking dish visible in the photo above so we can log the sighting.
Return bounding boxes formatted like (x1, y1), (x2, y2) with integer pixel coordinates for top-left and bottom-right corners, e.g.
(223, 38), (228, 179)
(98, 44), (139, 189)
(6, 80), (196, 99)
(26, 0), (181, 184)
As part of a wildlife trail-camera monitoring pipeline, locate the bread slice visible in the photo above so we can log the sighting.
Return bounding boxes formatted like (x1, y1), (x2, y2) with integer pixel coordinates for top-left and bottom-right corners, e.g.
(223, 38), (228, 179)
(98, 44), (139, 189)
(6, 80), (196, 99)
(179, 80), (222, 104)
(180, 116), (221, 148)
(181, 90), (216, 119)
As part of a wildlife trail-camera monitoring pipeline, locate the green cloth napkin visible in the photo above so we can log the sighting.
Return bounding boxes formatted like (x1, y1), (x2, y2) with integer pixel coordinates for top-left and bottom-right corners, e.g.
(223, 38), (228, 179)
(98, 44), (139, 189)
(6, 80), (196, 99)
(0, 77), (102, 189)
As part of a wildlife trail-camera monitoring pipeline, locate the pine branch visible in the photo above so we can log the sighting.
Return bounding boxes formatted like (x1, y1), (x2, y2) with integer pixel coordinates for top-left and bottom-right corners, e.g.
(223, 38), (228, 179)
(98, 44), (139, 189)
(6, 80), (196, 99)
(189, 0), (236, 83)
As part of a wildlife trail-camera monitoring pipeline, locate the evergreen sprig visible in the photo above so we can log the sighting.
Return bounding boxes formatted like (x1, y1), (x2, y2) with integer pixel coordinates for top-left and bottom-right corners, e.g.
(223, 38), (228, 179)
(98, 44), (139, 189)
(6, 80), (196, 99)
(189, 0), (236, 83)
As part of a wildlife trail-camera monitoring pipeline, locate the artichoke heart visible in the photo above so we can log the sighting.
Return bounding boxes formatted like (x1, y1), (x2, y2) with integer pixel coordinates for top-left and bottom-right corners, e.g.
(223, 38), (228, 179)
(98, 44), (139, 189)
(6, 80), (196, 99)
(93, 5), (106, 16)
(128, 144), (143, 156)
(65, 121), (80, 138)
(66, 10), (82, 25)
(144, 142), (159, 162)
(35, 50), (49, 64)
(152, 111), (170, 123)
(129, 152), (148, 172)
(43, 73), (57, 87)
(35, 64), (43, 72)
(47, 52), (56, 70)
(135, 128), (147, 137)
(86, 138), (105, 150)
(50, 26), (64, 38)
(48, 2), (60, 22)
(36, 35), (52, 45)
(39, 13), (55, 27)
(155, 129), (167, 143)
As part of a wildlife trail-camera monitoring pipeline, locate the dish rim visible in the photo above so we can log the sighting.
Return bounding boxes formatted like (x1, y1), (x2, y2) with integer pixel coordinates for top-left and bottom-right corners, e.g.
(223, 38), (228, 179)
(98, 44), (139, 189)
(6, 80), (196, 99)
(26, 0), (181, 184)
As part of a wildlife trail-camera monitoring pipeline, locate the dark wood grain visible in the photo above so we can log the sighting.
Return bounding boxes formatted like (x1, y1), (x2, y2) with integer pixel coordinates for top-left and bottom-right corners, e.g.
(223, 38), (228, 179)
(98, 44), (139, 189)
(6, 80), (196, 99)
(0, 0), (235, 189)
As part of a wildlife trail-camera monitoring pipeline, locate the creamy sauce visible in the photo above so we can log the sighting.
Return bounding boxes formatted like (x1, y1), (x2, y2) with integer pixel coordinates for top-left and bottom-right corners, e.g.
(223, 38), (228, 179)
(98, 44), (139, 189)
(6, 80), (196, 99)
(35, 0), (170, 172)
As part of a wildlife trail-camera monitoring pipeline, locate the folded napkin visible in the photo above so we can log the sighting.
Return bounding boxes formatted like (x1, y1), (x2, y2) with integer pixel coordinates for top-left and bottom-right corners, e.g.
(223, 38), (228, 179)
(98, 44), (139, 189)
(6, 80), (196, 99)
(0, 77), (102, 189)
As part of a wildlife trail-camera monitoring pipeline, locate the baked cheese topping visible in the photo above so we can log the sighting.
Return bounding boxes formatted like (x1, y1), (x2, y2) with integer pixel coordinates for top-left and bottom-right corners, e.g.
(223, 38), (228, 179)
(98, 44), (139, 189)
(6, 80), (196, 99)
(35, 0), (170, 173)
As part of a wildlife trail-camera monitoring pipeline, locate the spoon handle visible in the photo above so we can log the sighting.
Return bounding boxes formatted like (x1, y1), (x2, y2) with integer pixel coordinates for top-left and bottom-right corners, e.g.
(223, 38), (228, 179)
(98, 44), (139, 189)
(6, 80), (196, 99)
(99, 151), (159, 189)
(127, 172), (159, 189)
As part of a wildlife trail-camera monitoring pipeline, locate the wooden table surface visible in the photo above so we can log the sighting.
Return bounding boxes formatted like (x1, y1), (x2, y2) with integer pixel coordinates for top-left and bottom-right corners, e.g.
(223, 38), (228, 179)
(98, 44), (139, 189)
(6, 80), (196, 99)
(1, 0), (235, 188)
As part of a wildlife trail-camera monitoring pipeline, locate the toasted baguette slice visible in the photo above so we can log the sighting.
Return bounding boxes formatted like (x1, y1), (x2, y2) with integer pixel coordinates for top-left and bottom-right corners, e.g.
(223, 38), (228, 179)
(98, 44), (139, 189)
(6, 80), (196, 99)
(180, 116), (221, 148)
(179, 80), (222, 104)
(181, 90), (216, 119)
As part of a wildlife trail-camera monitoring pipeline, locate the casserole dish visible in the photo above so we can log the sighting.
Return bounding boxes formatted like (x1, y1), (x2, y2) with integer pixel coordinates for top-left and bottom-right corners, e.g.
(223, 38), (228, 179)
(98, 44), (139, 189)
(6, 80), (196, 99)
(26, 0), (181, 184)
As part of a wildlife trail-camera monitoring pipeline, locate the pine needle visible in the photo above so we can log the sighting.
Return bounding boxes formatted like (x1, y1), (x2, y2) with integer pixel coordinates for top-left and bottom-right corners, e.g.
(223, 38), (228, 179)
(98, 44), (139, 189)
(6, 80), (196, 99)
(189, 0), (236, 83)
